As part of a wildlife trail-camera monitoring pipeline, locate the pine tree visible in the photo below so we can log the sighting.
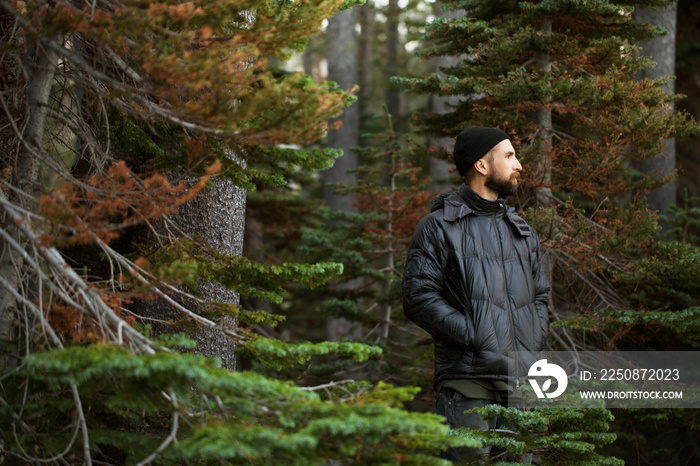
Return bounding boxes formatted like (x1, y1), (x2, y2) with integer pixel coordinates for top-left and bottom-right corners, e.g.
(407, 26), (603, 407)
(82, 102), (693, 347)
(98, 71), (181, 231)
(278, 111), (438, 408)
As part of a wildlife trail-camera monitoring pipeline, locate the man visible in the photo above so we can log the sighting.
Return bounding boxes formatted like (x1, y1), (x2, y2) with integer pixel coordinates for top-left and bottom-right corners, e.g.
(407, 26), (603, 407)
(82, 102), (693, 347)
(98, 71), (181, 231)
(402, 126), (550, 462)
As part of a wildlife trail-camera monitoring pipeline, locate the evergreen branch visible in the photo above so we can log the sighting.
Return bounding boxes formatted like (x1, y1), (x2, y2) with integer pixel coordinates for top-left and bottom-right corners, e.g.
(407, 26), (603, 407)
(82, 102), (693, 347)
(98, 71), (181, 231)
(550, 249), (624, 310)
(131, 96), (230, 137)
(7, 418), (75, 464)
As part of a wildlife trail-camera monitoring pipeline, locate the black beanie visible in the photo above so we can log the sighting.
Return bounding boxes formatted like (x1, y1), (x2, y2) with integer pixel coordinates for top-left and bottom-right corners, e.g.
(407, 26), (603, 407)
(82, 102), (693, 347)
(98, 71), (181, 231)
(453, 127), (511, 176)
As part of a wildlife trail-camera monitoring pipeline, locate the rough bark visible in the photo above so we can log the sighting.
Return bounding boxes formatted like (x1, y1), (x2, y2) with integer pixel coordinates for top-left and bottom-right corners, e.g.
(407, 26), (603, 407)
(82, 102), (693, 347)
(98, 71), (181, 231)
(635, 3), (678, 215)
(134, 168), (246, 370)
(175, 172), (246, 370)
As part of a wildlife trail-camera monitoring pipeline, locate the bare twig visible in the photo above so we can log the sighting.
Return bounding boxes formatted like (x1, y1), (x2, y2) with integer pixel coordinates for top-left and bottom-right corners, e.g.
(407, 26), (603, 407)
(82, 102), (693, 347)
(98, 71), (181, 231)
(70, 383), (92, 466)
(0, 190), (157, 353)
(135, 391), (179, 466)
(300, 379), (357, 392)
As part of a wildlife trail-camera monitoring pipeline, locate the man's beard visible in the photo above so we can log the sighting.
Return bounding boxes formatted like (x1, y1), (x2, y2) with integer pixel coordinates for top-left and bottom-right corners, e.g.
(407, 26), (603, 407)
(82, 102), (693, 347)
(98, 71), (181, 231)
(485, 172), (518, 197)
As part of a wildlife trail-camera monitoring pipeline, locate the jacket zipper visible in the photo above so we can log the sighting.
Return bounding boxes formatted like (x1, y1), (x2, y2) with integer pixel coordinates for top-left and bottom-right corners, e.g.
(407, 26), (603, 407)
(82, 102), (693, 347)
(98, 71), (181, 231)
(493, 207), (516, 351)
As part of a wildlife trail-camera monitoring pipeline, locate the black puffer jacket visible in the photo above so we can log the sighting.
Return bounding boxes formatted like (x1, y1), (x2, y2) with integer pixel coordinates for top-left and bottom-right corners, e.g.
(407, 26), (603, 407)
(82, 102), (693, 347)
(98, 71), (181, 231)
(402, 184), (550, 389)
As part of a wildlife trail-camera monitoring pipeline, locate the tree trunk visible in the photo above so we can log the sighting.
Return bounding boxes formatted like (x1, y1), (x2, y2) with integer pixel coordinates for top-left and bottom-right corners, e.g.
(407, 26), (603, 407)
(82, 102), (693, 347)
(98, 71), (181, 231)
(635, 3), (678, 216)
(428, 4), (462, 191)
(385, 0), (400, 124)
(533, 20), (553, 208)
(357, 2), (374, 122)
(533, 19), (554, 332)
(132, 169), (246, 370)
(175, 170), (246, 370)
(302, 34), (324, 83)
(0, 29), (58, 356)
(323, 8), (359, 214)
(324, 8), (360, 341)
(675, 0), (700, 203)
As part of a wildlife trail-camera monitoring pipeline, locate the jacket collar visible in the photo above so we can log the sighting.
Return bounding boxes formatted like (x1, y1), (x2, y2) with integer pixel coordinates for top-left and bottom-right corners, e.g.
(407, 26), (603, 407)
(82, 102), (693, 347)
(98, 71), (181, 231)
(441, 184), (531, 237)
(457, 184), (507, 216)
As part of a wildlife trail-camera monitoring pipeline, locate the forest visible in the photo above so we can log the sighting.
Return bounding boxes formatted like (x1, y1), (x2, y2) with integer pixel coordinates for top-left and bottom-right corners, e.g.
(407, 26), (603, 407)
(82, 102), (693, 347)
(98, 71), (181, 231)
(1, 0), (700, 464)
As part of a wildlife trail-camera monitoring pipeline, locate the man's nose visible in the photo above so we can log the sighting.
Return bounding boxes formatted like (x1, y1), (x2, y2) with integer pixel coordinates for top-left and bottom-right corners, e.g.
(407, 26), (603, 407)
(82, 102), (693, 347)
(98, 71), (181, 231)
(514, 157), (522, 171)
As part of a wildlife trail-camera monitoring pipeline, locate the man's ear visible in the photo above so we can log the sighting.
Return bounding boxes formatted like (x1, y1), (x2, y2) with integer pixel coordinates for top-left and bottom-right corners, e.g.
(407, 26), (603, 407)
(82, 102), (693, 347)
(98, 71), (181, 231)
(474, 158), (488, 176)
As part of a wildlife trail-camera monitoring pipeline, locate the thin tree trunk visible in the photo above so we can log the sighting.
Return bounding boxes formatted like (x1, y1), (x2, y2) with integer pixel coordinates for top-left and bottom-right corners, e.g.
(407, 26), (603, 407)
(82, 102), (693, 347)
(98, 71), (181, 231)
(302, 34), (324, 83)
(428, 5), (462, 191)
(15, 42), (57, 209)
(381, 151), (397, 341)
(674, 0), (700, 203)
(635, 3), (678, 216)
(0, 33), (58, 353)
(324, 8), (359, 214)
(533, 20), (553, 208)
(357, 2), (374, 121)
(324, 8), (360, 341)
(533, 19), (554, 320)
(385, 0), (400, 123)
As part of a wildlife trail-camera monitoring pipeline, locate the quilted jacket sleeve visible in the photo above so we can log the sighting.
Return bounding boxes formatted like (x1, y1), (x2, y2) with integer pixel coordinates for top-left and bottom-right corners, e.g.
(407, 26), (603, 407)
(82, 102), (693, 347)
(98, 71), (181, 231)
(530, 229), (551, 351)
(402, 215), (473, 349)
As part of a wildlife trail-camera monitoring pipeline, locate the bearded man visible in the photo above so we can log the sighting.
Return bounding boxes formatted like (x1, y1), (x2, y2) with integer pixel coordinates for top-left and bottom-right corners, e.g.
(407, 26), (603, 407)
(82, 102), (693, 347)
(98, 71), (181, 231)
(402, 126), (550, 462)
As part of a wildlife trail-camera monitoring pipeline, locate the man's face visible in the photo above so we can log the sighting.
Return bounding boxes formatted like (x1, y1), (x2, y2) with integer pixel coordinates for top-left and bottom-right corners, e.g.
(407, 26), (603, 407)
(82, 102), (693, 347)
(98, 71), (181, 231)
(483, 139), (522, 197)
